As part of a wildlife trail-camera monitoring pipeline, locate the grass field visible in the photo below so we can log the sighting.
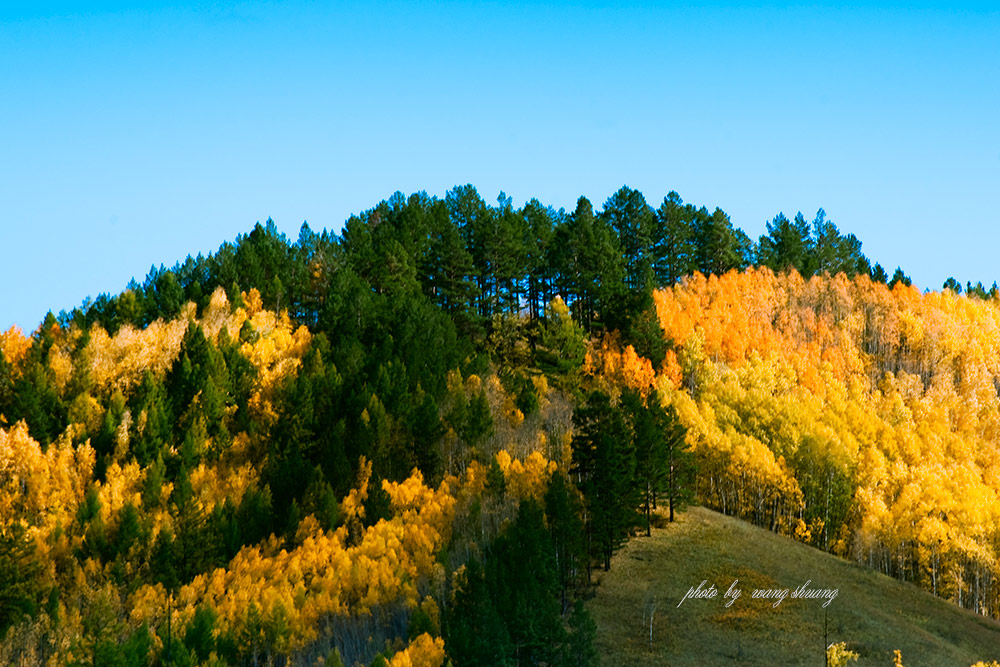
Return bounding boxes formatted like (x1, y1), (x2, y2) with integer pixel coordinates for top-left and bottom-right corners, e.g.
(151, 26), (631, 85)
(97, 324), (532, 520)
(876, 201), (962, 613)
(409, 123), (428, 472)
(586, 507), (1000, 666)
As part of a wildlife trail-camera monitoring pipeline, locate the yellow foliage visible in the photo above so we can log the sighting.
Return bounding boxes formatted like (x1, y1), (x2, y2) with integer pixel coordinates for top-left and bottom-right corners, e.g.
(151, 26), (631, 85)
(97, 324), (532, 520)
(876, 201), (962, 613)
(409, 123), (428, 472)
(243, 287), (263, 317)
(341, 457), (372, 521)
(98, 460), (145, 522)
(239, 308), (311, 423)
(199, 287), (238, 339)
(497, 450), (557, 500)
(86, 317), (189, 395)
(47, 342), (74, 395)
(633, 269), (1000, 605)
(132, 466), (460, 652)
(189, 461), (257, 513)
(0, 325), (30, 367)
(67, 392), (103, 436)
(0, 422), (94, 543)
(826, 642), (859, 667)
(387, 633), (446, 667)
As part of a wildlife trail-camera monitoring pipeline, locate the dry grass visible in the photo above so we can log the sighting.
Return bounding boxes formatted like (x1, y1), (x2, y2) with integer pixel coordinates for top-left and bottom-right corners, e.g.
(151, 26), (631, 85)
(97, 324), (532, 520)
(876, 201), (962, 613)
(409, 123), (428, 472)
(587, 507), (1000, 666)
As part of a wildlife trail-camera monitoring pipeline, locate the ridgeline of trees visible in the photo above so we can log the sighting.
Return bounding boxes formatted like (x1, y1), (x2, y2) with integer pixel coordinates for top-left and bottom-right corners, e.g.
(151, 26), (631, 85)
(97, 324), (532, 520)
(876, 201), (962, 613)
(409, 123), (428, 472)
(64, 186), (893, 342)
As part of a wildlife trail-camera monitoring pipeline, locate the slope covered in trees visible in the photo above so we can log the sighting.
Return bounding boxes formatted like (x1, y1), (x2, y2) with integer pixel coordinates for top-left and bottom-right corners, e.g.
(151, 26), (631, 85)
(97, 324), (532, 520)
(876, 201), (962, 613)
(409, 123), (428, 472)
(606, 268), (1000, 617)
(2, 183), (998, 665)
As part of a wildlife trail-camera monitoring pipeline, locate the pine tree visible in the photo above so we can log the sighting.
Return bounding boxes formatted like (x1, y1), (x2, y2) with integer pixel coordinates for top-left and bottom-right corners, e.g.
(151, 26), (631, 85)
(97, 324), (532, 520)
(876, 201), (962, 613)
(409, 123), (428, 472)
(544, 472), (584, 611)
(758, 212), (812, 274)
(653, 191), (695, 286)
(657, 400), (693, 523)
(446, 557), (512, 667)
(488, 499), (565, 665)
(572, 391), (638, 573)
(601, 185), (655, 292)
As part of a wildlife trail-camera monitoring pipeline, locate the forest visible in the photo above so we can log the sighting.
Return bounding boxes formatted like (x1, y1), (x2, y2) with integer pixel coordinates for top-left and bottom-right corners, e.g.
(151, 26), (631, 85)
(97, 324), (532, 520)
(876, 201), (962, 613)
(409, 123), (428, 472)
(2, 184), (999, 665)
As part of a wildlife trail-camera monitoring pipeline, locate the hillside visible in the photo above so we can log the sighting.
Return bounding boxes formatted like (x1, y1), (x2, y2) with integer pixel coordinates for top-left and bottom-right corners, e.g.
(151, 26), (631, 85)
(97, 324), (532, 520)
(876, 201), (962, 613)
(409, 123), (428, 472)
(588, 506), (1000, 666)
(4, 188), (1000, 666)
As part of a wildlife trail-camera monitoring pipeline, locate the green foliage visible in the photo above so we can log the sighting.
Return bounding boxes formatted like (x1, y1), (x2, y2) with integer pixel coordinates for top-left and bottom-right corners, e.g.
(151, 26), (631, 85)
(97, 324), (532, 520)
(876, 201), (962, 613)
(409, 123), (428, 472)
(76, 485), (108, 561)
(0, 522), (43, 636)
(183, 605), (217, 662)
(111, 502), (142, 561)
(537, 297), (586, 389)
(870, 262), (889, 284)
(461, 389), (494, 450)
(623, 292), (667, 370)
(888, 266), (912, 289)
(123, 623), (153, 667)
(3, 327), (67, 445)
(485, 457), (507, 498)
(655, 398), (694, 523)
(131, 372), (171, 466)
(446, 499), (594, 667)
(446, 557), (512, 667)
(407, 605), (437, 641)
(151, 529), (180, 593)
(544, 472), (585, 607)
(300, 472), (339, 532)
(572, 391), (639, 573)
(756, 208), (870, 279)
(564, 599), (599, 667)
(758, 212), (812, 274)
(490, 500), (565, 664)
(601, 185), (655, 293)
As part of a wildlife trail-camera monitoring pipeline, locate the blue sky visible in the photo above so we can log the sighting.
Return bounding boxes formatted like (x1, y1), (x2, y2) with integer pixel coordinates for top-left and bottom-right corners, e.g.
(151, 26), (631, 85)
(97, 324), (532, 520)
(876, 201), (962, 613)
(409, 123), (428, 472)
(2, 1), (998, 332)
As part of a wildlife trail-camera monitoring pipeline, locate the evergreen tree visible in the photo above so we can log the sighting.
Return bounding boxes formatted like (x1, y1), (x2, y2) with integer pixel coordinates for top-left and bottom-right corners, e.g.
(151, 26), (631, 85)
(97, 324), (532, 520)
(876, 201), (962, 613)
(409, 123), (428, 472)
(653, 191), (696, 286)
(601, 185), (655, 292)
(758, 211), (812, 274)
(657, 400), (694, 523)
(870, 262), (889, 284)
(621, 389), (664, 536)
(544, 472), (585, 611)
(572, 391), (638, 574)
(488, 499), (565, 665)
(695, 207), (752, 276)
(888, 267), (912, 289)
(562, 599), (598, 667)
(446, 558), (512, 667)
(447, 184), (492, 319)
(462, 389), (494, 451)
(183, 605), (217, 662)
(424, 204), (478, 329)
(943, 276), (962, 293)
(520, 198), (558, 320)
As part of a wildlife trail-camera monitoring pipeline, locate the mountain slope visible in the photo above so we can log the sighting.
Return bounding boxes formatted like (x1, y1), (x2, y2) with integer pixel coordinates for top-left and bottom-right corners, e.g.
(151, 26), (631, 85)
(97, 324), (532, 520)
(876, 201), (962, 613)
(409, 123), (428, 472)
(587, 507), (1000, 666)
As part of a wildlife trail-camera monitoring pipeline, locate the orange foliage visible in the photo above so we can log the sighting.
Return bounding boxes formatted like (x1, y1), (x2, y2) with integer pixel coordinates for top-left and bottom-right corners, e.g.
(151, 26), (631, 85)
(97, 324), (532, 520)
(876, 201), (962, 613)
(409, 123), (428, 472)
(637, 268), (1000, 614)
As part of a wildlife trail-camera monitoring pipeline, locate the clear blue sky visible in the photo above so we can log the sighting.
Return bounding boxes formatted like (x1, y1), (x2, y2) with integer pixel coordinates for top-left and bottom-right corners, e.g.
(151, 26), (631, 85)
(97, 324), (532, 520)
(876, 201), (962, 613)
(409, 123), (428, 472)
(2, 1), (998, 332)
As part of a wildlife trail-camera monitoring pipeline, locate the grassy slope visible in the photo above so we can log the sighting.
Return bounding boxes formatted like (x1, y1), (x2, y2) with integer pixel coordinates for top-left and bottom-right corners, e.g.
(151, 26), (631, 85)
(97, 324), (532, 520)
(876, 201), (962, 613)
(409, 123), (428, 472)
(587, 507), (1000, 666)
